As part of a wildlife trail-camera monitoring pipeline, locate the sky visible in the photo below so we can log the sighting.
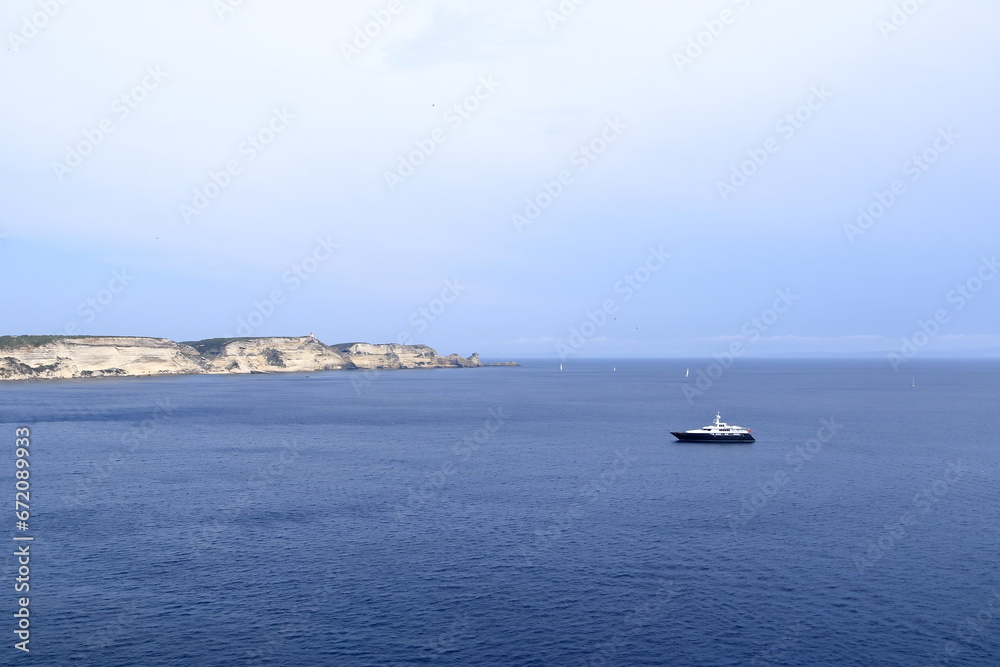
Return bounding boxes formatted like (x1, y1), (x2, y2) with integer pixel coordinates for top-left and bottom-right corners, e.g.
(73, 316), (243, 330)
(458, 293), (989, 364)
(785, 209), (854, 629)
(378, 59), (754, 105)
(1, 0), (998, 360)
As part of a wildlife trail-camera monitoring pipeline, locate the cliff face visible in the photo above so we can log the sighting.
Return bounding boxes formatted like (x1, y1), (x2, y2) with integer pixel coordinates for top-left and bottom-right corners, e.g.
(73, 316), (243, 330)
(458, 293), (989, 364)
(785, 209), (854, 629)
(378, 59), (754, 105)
(332, 343), (480, 369)
(0, 335), (483, 381)
(0, 337), (205, 380)
(205, 337), (351, 374)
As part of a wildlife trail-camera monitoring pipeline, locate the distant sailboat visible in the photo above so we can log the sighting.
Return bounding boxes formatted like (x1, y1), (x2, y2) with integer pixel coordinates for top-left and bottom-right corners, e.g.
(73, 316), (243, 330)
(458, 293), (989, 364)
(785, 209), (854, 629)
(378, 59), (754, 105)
(685, 368), (690, 378)
(613, 366), (616, 372)
(911, 376), (916, 388)
(559, 363), (563, 372)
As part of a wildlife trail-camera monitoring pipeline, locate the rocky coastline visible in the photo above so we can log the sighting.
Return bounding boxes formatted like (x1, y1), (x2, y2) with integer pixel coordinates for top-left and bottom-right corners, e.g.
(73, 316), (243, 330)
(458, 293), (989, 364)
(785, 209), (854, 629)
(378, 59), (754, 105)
(0, 335), (505, 382)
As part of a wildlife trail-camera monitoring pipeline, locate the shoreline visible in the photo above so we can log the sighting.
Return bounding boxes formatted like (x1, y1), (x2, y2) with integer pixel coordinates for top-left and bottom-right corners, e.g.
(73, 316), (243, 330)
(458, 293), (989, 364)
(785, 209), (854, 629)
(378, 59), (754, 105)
(0, 335), (517, 382)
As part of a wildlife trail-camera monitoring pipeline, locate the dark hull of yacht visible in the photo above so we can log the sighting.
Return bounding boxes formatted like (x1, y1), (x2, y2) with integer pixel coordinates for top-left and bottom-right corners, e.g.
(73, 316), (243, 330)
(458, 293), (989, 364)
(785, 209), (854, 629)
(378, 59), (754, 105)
(670, 431), (755, 443)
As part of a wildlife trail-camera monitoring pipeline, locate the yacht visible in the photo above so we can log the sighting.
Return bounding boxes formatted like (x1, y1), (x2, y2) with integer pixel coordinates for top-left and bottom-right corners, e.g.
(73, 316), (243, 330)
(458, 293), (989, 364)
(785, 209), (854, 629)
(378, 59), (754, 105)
(671, 412), (754, 443)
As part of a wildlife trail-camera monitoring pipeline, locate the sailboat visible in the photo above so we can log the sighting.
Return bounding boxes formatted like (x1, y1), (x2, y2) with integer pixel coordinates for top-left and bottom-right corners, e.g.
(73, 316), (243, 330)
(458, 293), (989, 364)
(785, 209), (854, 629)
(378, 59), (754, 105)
(559, 363), (563, 372)
(685, 368), (690, 378)
(911, 376), (916, 388)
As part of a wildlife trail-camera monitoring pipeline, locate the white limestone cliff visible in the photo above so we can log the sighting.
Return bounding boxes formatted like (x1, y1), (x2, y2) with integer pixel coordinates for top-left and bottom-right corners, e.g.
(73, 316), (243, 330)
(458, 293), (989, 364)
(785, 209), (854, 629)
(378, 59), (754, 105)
(0, 335), (484, 381)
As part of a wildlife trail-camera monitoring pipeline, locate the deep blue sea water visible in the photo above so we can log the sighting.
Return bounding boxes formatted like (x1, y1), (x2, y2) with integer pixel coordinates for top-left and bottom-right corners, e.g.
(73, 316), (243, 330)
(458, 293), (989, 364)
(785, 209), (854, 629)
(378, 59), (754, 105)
(1, 359), (998, 666)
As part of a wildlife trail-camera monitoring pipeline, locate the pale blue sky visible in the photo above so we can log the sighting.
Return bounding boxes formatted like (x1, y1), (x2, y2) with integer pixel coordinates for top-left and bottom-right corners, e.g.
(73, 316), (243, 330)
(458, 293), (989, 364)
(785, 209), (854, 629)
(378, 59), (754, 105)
(1, 0), (997, 358)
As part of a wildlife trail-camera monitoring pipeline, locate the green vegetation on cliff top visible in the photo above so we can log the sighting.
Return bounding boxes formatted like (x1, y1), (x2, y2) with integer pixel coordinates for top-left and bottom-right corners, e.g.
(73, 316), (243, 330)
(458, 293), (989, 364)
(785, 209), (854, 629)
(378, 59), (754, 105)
(0, 335), (266, 352)
(0, 335), (103, 349)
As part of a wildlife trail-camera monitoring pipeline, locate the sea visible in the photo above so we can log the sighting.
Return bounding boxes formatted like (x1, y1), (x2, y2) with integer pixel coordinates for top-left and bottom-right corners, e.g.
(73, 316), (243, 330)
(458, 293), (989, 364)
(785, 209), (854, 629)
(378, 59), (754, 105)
(1, 359), (998, 666)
